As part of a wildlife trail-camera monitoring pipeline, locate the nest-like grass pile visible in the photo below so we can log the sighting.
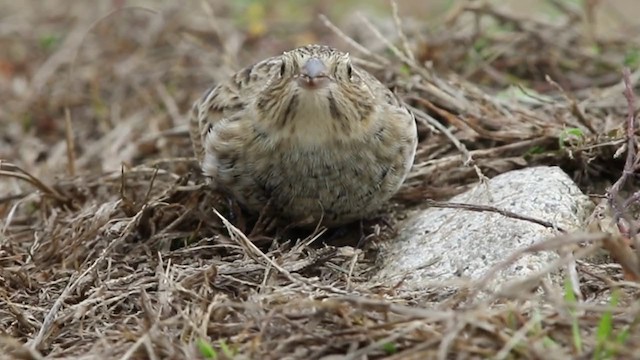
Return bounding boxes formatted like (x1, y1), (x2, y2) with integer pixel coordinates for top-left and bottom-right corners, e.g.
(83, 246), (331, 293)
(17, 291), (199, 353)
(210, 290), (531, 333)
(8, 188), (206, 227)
(1, 1), (640, 358)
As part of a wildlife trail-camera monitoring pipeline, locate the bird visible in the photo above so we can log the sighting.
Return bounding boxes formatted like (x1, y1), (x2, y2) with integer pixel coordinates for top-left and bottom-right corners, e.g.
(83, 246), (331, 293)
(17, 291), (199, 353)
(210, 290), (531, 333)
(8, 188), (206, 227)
(189, 44), (417, 228)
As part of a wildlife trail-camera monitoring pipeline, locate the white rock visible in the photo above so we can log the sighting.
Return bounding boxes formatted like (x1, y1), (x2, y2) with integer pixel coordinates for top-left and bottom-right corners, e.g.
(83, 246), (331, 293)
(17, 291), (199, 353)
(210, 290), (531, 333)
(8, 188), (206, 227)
(373, 166), (592, 292)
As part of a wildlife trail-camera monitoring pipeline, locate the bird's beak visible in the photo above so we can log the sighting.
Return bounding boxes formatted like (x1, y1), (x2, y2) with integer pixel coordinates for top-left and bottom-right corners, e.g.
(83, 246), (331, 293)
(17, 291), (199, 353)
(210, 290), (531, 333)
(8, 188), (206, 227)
(301, 57), (327, 78)
(297, 57), (329, 89)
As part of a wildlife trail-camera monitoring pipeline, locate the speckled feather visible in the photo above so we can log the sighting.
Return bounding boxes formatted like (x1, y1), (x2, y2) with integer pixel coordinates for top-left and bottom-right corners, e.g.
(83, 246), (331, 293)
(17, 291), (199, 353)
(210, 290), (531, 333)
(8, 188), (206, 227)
(190, 44), (417, 226)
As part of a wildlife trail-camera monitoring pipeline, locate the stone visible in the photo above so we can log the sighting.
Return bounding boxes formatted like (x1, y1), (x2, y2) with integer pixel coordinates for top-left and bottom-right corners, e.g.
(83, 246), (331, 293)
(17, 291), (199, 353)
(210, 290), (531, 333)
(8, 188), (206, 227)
(373, 166), (592, 293)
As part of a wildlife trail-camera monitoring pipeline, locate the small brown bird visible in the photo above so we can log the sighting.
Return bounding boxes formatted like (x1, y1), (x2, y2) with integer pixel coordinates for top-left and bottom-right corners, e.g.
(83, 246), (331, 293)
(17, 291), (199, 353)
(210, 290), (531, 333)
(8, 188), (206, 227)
(190, 44), (417, 227)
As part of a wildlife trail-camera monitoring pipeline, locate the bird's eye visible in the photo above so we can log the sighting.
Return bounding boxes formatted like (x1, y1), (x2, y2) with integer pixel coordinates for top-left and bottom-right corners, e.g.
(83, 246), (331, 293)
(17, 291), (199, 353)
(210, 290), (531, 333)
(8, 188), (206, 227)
(279, 61), (286, 77)
(346, 64), (353, 79)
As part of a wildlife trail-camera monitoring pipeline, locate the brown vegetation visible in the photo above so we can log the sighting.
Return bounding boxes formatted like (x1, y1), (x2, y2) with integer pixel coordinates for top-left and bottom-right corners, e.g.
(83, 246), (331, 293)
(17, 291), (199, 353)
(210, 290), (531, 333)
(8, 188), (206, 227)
(1, 1), (640, 358)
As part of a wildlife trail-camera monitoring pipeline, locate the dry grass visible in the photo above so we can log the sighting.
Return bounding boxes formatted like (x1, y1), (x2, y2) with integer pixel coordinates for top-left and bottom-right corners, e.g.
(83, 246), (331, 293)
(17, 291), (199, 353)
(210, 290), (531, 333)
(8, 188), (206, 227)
(2, 0), (640, 359)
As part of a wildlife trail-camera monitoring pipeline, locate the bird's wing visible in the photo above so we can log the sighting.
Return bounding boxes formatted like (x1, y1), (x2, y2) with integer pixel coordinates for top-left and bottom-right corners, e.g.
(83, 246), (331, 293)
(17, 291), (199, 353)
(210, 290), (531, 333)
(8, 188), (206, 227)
(189, 56), (280, 162)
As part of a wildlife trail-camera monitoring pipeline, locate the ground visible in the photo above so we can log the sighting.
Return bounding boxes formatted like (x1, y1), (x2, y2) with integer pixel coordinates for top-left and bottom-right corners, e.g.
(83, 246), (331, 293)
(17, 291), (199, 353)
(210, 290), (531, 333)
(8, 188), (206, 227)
(1, 0), (640, 359)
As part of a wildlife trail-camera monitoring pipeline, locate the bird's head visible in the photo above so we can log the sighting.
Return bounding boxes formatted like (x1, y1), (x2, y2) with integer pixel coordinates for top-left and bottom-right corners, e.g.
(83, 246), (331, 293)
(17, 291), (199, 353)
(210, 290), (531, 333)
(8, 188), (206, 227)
(255, 44), (375, 141)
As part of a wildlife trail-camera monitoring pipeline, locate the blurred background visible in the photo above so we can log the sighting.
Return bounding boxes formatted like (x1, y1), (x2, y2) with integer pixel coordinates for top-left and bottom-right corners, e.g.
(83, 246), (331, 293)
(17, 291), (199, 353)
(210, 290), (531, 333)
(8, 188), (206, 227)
(1, 0), (640, 180)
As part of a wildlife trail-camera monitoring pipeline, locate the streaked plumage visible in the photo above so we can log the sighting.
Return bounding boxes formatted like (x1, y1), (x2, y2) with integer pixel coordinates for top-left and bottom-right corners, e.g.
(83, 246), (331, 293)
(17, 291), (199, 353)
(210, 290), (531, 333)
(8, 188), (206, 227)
(190, 44), (417, 227)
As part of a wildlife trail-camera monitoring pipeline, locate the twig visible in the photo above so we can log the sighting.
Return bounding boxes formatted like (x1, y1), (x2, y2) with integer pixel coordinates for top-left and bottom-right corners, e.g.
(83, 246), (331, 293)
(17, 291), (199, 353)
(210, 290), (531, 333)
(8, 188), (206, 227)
(356, 12), (416, 69)
(407, 105), (475, 167)
(609, 68), (639, 249)
(64, 108), (76, 176)
(318, 14), (390, 66)
(390, 0), (414, 63)
(472, 233), (607, 299)
(142, 167), (160, 205)
(213, 208), (302, 285)
(545, 75), (597, 134)
(0, 161), (68, 204)
(424, 199), (565, 232)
